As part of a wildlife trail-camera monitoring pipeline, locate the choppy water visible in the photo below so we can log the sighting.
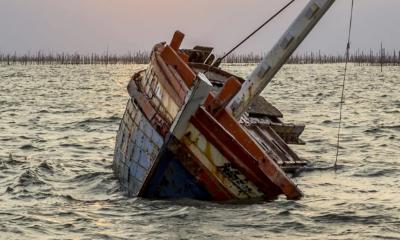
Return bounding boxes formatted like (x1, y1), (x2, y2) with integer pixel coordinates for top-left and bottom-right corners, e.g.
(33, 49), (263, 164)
(0, 63), (399, 239)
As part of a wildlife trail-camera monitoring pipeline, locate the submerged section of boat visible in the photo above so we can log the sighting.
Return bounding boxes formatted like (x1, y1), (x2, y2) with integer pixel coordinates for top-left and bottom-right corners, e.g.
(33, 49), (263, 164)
(113, 31), (306, 201)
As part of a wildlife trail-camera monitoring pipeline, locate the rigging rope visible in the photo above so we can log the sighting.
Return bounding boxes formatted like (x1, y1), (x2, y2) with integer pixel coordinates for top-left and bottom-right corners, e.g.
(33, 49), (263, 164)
(335, 0), (355, 169)
(210, 0), (295, 68)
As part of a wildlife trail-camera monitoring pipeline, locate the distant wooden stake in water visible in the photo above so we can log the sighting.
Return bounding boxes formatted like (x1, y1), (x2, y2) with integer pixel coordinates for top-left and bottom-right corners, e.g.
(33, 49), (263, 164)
(381, 42), (384, 72)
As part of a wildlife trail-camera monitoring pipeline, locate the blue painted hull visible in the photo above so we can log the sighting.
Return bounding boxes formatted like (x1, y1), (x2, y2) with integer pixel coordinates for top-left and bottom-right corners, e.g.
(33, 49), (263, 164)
(113, 99), (164, 197)
(113, 99), (211, 200)
(143, 147), (211, 200)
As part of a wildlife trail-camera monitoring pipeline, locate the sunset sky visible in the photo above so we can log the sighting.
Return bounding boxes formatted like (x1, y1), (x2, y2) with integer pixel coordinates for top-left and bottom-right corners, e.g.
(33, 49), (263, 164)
(1, 0), (399, 55)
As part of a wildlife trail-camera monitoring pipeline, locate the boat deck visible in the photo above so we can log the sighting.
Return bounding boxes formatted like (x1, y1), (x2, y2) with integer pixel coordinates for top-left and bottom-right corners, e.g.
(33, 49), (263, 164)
(189, 62), (308, 173)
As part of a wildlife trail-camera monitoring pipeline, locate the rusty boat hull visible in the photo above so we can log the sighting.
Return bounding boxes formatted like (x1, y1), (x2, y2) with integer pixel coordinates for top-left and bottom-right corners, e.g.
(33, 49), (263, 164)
(113, 32), (307, 201)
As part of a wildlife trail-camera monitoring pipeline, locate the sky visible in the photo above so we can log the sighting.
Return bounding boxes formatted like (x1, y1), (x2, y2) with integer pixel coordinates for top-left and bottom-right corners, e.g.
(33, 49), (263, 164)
(1, 0), (399, 55)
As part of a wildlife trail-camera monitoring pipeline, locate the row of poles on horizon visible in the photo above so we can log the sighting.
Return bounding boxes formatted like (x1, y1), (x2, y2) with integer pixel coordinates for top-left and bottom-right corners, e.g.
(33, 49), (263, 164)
(0, 45), (397, 68)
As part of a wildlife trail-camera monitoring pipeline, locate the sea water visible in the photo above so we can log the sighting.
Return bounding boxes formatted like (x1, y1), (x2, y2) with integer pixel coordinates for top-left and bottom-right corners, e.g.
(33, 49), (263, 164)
(0, 63), (399, 239)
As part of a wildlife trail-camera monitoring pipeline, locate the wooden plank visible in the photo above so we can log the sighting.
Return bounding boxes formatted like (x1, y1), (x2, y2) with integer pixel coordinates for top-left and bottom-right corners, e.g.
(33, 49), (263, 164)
(205, 77), (242, 116)
(247, 96), (283, 118)
(170, 73), (212, 139)
(191, 107), (282, 200)
(152, 54), (186, 106)
(195, 106), (303, 200)
(161, 45), (196, 87)
(170, 31), (185, 51)
(183, 124), (264, 199)
(256, 126), (302, 163)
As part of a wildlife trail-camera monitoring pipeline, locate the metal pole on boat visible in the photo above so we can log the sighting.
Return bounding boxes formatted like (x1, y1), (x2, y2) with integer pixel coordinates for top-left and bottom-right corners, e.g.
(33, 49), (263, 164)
(228, 0), (336, 119)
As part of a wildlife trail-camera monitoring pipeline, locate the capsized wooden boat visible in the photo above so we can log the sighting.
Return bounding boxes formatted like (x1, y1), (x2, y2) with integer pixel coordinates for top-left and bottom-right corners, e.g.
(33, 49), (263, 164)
(113, 31), (308, 201)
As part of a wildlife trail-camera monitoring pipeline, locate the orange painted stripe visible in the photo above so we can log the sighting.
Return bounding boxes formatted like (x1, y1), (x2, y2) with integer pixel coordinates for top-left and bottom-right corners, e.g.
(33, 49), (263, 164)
(205, 77), (242, 116)
(212, 107), (303, 200)
(161, 45), (196, 87)
(191, 107), (282, 200)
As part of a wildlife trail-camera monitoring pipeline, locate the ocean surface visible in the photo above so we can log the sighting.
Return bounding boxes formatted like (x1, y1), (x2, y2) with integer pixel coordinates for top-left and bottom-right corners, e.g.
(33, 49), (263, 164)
(0, 63), (399, 239)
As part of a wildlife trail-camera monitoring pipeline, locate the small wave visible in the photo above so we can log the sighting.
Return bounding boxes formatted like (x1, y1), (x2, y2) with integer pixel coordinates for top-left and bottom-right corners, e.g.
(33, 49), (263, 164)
(78, 116), (121, 125)
(55, 194), (81, 202)
(364, 128), (384, 134)
(307, 139), (324, 143)
(381, 125), (400, 131)
(19, 144), (40, 150)
(322, 120), (333, 124)
(20, 144), (34, 150)
(17, 169), (46, 186)
(353, 168), (398, 178)
(389, 135), (397, 140)
(385, 110), (399, 114)
(0, 137), (15, 142)
(52, 109), (86, 114)
(38, 161), (54, 173)
(3, 72), (31, 78)
(3, 153), (26, 165)
(19, 136), (34, 140)
(60, 143), (83, 148)
(302, 165), (343, 173)
(71, 171), (110, 182)
(37, 109), (50, 113)
(59, 143), (98, 151)
(365, 125), (400, 134)
(5, 186), (14, 193)
(311, 212), (382, 225)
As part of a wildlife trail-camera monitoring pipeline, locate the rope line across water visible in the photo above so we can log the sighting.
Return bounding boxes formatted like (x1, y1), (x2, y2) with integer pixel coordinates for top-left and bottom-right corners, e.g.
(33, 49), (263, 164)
(335, 0), (355, 169)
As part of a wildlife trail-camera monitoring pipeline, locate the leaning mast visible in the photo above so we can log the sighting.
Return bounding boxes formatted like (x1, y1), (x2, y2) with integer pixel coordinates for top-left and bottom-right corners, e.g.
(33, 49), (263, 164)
(229, 0), (336, 118)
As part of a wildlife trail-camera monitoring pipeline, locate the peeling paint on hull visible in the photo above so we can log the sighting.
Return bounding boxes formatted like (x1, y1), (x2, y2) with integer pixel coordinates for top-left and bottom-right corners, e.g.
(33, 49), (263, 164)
(113, 31), (306, 201)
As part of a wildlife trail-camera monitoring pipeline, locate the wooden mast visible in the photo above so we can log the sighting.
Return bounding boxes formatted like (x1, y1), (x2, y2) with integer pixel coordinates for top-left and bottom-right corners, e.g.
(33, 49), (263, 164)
(229, 0), (336, 119)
